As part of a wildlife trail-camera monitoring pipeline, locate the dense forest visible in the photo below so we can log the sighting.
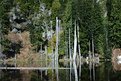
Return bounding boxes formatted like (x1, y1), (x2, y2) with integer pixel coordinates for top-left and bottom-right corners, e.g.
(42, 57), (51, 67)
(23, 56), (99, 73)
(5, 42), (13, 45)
(0, 0), (121, 63)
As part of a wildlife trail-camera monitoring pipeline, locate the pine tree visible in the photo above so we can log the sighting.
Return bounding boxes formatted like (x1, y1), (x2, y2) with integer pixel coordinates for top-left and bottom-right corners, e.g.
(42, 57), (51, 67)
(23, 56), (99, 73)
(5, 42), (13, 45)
(108, 0), (121, 48)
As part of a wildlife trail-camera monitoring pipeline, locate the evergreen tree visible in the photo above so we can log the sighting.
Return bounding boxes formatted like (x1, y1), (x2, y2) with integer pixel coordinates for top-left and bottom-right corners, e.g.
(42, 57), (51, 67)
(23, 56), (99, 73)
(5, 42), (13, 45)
(108, 0), (121, 48)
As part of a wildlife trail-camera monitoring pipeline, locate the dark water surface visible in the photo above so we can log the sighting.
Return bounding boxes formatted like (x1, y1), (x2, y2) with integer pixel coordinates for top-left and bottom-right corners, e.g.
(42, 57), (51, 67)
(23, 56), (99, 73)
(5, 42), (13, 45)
(0, 61), (121, 81)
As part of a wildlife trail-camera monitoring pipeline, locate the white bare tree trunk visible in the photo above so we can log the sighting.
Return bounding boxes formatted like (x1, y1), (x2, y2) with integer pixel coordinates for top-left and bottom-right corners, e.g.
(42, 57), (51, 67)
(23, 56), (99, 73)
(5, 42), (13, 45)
(55, 17), (59, 81)
(45, 45), (47, 75)
(73, 21), (78, 81)
(55, 17), (59, 66)
(77, 23), (81, 80)
(69, 28), (72, 81)
(73, 61), (78, 81)
(77, 24), (81, 57)
(73, 21), (77, 61)
(69, 28), (71, 61)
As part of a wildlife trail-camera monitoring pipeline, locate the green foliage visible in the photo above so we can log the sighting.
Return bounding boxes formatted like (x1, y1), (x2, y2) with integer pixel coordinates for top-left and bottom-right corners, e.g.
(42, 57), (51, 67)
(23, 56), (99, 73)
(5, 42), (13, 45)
(0, 0), (14, 51)
(108, 0), (121, 48)
(59, 31), (66, 55)
(52, 0), (61, 12)
(0, 0), (13, 34)
(0, 0), (121, 59)
(47, 34), (57, 54)
(51, 0), (61, 19)
(59, 0), (73, 56)
(73, 0), (104, 55)
(15, 0), (40, 18)
(41, 0), (54, 8)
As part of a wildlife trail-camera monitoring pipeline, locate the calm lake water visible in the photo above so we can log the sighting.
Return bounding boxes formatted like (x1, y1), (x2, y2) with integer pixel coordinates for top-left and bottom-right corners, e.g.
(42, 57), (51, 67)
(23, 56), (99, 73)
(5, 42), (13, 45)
(0, 61), (121, 81)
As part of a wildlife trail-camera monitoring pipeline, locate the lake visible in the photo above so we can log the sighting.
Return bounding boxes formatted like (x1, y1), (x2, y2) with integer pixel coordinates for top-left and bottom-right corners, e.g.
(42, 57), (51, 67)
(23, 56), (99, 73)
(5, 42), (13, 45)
(0, 60), (121, 81)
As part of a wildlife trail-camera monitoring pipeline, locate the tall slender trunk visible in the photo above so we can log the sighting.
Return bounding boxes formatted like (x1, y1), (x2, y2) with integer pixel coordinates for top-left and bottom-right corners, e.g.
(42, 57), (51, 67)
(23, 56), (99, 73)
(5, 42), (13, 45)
(89, 41), (91, 59)
(92, 35), (95, 59)
(45, 45), (47, 75)
(55, 17), (59, 81)
(73, 21), (77, 61)
(50, 21), (54, 81)
(15, 54), (17, 67)
(69, 28), (71, 61)
(77, 23), (81, 57)
(73, 61), (78, 81)
(55, 17), (59, 66)
(69, 28), (72, 81)
(89, 61), (92, 81)
(77, 23), (81, 79)
(93, 63), (95, 81)
(73, 21), (78, 81)
(44, 19), (48, 75)
(68, 28), (72, 81)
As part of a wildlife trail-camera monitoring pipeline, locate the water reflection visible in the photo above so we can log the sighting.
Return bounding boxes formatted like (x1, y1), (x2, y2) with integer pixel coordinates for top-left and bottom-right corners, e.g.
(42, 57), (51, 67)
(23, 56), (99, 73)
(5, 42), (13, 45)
(112, 58), (121, 71)
(73, 61), (78, 81)
(1, 60), (121, 81)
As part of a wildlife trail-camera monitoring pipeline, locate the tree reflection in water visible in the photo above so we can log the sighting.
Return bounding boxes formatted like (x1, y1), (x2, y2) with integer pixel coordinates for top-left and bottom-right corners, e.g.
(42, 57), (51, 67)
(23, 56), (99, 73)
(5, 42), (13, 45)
(1, 61), (121, 81)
